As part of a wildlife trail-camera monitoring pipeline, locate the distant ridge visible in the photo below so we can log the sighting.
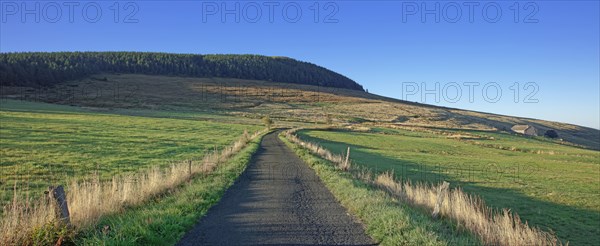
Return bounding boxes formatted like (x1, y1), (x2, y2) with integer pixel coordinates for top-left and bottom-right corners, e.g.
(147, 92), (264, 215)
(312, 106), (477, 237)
(0, 52), (364, 91)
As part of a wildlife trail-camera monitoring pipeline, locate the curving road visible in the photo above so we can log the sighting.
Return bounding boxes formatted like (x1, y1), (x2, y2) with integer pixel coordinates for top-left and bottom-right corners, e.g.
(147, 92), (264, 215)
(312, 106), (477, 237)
(177, 131), (374, 246)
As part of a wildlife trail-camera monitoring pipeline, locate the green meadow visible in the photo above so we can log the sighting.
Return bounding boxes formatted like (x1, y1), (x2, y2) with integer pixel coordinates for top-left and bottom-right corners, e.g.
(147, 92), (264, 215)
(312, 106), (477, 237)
(0, 100), (261, 205)
(298, 128), (600, 245)
(75, 135), (263, 245)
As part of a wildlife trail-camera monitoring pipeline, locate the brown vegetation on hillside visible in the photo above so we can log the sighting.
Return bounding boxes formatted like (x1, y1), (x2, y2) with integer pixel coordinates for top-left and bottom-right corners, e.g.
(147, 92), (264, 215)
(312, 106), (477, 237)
(2, 73), (597, 149)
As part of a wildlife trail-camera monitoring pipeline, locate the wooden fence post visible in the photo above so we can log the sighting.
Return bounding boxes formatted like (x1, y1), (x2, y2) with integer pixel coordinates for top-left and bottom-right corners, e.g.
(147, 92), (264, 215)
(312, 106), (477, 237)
(188, 160), (192, 176)
(48, 185), (71, 227)
(432, 181), (450, 219)
(343, 147), (351, 171)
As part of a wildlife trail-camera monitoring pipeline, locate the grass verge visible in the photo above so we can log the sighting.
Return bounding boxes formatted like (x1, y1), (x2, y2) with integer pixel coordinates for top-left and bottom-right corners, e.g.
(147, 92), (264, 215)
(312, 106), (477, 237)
(299, 128), (594, 245)
(279, 132), (479, 246)
(74, 134), (264, 245)
(282, 128), (564, 245)
(1, 117), (265, 245)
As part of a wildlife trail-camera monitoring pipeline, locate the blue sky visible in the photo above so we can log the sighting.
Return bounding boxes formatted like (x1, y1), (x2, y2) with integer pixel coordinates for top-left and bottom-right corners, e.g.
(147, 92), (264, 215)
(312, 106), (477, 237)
(1, 1), (598, 128)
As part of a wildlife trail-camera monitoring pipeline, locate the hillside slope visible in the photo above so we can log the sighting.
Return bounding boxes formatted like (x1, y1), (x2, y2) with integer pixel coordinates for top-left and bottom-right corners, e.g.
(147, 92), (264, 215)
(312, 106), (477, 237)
(0, 52), (363, 90)
(2, 74), (598, 150)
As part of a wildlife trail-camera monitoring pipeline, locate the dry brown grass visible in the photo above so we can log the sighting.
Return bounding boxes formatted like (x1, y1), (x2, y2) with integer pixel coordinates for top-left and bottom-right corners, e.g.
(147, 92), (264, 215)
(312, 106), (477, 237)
(283, 128), (564, 246)
(0, 129), (265, 245)
(373, 172), (562, 246)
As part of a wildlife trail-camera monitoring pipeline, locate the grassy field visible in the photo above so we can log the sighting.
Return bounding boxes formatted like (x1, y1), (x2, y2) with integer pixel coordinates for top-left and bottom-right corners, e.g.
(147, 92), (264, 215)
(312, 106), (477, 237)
(2, 74), (599, 244)
(297, 128), (600, 245)
(280, 134), (480, 245)
(4, 73), (598, 149)
(0, 99), (262, 205)
(75, 135), (263, 245)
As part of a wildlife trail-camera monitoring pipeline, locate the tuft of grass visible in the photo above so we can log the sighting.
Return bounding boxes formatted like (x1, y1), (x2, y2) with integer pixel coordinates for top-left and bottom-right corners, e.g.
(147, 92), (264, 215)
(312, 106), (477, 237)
(373, 172), (561, 246)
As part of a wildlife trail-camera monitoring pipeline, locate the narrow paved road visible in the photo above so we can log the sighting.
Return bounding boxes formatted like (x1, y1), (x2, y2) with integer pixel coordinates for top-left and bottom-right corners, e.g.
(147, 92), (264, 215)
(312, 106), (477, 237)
(177, 131), (374, 246)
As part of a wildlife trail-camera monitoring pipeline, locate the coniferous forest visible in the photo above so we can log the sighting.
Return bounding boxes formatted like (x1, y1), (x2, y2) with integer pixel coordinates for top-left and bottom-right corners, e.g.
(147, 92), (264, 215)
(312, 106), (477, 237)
(0, 52), (364, 91)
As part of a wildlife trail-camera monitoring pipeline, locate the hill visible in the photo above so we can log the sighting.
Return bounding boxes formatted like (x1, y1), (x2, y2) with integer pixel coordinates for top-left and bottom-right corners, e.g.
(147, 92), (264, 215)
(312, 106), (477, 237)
(2, 73), (598, 150)
(0, 52), (364, 90)
(1, 60), (599, 245)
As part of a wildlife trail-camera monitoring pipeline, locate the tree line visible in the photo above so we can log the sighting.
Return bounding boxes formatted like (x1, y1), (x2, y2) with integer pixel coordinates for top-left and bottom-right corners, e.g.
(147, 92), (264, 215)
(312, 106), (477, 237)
(0, 52), (364, 91)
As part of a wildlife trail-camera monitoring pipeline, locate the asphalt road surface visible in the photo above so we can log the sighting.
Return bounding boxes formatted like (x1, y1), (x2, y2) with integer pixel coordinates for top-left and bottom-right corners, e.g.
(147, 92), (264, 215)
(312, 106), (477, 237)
(177, 131), (375, 246)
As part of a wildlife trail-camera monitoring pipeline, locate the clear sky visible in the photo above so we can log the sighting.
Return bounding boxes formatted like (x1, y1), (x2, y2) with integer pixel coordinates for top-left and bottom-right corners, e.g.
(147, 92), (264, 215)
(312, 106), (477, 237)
(1, 1), (598, 128)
